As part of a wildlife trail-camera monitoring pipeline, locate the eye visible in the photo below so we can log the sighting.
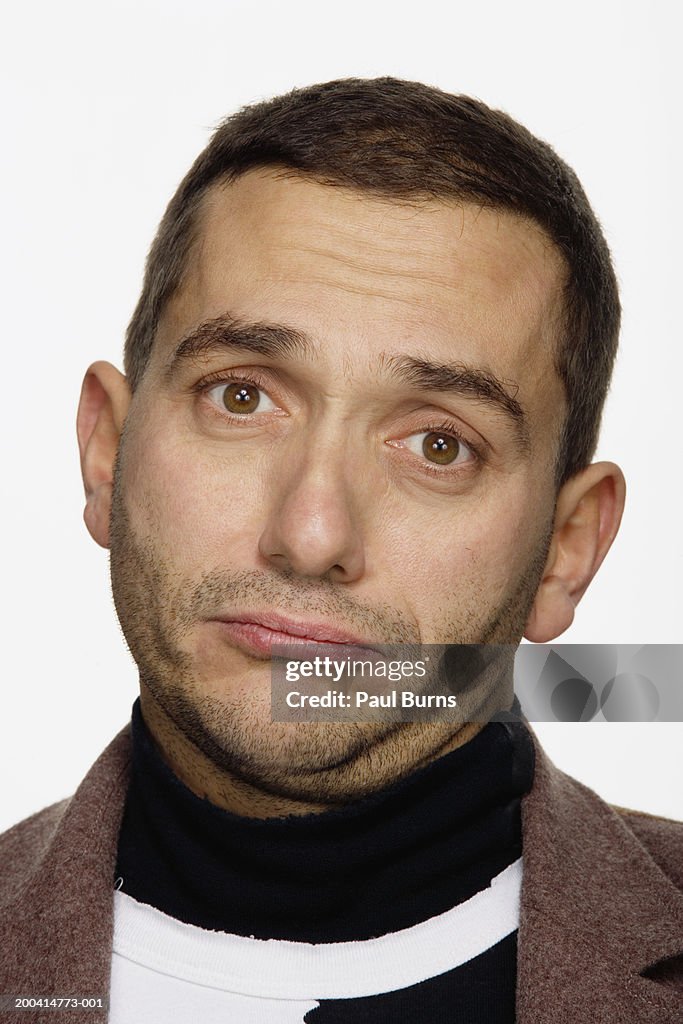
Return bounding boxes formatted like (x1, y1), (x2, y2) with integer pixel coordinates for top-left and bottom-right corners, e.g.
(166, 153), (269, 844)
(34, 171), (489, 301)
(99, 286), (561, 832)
(206, 379), (278, 416)
(403, 429), (476, 467)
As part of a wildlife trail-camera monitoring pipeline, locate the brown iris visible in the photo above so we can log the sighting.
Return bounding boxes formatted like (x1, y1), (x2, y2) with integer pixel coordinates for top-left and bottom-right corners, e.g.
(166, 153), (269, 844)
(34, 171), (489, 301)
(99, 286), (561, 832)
(222, 382), (260, 414)
(422, 432), (460, 465)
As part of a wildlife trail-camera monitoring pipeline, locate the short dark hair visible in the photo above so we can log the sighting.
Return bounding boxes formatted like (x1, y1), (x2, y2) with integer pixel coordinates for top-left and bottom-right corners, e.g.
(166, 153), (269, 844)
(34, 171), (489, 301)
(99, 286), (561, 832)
(124, 76), (620, 485)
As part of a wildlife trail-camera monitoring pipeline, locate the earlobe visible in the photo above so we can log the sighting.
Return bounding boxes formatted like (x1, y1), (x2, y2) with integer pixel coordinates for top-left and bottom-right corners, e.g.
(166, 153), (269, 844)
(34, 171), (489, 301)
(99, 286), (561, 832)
(523, 462), (626, 643)
(76, 361), (131, 549)
(524, 577), (576, 643)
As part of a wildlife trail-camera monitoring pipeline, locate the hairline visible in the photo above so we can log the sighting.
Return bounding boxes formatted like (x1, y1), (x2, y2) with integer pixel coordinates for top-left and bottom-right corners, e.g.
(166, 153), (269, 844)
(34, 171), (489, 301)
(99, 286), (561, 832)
(140, 166), (571, 482)
(147, 167), (572, 382)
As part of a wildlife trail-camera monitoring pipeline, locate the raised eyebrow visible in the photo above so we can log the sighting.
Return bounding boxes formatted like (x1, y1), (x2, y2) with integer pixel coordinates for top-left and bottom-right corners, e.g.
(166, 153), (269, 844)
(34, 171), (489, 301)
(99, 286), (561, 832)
(383, 353), (530, 452)
(163, 316), (530, 451)
(162, 314), (313, 383)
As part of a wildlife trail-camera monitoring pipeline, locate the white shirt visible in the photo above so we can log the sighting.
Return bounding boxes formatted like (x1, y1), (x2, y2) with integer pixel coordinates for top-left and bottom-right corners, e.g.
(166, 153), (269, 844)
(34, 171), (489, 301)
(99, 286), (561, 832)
(109, 856), (522, 1023)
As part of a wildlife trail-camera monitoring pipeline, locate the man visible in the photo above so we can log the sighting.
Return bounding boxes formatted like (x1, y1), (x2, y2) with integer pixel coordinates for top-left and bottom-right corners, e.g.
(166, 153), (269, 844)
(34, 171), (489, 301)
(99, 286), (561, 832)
(1, 77), (681, 1023)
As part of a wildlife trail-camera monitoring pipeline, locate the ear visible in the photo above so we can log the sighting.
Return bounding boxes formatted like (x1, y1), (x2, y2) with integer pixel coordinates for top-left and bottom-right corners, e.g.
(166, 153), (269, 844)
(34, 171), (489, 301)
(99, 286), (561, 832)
(76, 361), (131, 549)
(524, 461), (626, 642)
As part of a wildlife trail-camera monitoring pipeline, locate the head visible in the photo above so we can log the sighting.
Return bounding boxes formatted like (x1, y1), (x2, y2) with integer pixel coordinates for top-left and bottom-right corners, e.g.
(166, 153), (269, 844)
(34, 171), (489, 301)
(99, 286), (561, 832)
(77, 78), (625, 814)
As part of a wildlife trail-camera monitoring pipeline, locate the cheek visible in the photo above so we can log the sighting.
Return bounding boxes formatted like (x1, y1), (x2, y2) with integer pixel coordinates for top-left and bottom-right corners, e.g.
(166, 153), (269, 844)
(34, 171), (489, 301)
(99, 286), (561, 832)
(380, 483), (548, 612)
(120, 419), (268, 570)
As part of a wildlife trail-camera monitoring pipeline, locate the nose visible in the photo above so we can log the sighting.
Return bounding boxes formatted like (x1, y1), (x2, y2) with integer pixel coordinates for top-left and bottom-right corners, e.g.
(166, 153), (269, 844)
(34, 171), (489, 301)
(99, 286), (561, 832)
(257, 436), (366, 583)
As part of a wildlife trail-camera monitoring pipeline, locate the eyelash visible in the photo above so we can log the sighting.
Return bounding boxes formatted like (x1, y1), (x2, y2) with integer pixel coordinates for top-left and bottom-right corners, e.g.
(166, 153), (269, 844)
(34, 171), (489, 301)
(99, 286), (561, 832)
(194, 369), (272, 395)
(412, 420), (485, 472)
(192, 372), (485, 472)
(193, 369), (277, 420)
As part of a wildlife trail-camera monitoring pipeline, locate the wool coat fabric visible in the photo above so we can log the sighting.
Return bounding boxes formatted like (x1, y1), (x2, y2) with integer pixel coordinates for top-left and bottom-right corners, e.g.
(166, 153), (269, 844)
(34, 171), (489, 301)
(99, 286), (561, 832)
(0, 723), (682, 1023)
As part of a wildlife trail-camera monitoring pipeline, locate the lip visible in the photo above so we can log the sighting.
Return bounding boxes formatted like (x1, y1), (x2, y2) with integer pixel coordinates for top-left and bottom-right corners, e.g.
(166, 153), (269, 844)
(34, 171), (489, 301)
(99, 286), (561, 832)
(210, 612), (380, 660)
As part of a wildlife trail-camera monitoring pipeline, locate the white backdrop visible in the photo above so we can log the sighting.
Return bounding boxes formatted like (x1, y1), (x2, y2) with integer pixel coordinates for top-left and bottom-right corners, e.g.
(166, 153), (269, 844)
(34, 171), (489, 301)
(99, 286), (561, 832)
(1, 0), (681, 832)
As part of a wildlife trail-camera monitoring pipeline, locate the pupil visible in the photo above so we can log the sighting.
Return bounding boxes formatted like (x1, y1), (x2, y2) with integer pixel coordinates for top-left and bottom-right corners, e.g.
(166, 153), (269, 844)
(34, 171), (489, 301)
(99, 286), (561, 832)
(423, 432), (459, 465)
(223, 382), (260, 414)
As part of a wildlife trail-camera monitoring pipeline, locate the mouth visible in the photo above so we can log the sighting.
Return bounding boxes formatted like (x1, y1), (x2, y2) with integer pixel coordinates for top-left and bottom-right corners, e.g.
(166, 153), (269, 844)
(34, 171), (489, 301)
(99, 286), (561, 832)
(210, 612), (381, 661)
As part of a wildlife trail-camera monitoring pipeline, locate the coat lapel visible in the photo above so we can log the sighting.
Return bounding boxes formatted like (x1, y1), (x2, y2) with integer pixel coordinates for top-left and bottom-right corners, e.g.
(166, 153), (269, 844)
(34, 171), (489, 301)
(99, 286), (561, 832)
(517, 726), (683, 1022)
(0, 726), (131, 1023)
(2, 721), (682, 1022)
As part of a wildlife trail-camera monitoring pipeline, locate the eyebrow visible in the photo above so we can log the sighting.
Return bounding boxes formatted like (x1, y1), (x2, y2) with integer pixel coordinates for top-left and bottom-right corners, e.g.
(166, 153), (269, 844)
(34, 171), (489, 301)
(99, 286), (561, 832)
(163, 314), (312, 382)
(382, 353), (529, 450)
(164, 313), (529, 449)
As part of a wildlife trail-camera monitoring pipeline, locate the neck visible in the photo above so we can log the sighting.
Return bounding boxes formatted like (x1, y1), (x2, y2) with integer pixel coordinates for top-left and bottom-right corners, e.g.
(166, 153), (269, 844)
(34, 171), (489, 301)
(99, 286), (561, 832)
(139, 683), (485, 818)
(117, 697), (534, 940)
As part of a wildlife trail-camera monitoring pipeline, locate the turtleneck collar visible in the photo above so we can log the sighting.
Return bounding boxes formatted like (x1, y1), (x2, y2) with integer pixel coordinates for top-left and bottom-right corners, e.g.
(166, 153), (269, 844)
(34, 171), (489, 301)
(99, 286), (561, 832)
(115, 698), (534, 942)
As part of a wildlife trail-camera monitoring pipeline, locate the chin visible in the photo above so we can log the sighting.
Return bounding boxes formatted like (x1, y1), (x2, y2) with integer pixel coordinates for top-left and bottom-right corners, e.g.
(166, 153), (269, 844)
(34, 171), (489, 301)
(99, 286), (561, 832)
(167, 678), (376, 770)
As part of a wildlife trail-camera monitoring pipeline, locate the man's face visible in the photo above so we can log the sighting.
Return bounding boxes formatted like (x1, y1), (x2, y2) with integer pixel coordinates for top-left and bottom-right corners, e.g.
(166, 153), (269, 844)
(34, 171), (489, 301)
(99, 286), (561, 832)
(110, 169), (566, 802)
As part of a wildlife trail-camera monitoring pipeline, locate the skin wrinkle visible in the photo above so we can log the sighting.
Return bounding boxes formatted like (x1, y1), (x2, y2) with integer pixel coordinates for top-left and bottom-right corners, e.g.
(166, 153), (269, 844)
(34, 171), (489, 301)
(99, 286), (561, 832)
(100, 170), (574, 816)
(267, 247), (547, 310)
(279, 198), (554, 287)
(206, 175), (555, 307)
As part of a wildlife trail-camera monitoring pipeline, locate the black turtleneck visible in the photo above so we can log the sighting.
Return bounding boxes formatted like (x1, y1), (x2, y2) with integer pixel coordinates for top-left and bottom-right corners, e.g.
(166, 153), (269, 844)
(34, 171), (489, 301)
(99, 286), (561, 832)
(115, 698), (534, 944)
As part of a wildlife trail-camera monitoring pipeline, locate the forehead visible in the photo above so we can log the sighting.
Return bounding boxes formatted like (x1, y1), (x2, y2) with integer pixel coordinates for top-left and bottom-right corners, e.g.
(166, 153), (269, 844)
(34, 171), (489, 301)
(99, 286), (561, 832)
(155, 168), (566, 429)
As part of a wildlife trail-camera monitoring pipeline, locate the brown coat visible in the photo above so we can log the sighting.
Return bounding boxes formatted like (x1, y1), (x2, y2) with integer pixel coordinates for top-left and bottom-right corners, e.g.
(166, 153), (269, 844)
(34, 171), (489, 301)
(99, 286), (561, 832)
(1, 724), (682, 1023)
